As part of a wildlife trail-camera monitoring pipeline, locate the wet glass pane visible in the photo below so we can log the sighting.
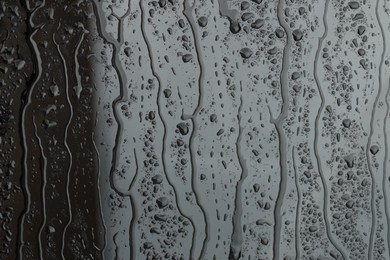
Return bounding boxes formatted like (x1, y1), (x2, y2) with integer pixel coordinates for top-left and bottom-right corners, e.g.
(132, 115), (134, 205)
(3, 0), (390, 259)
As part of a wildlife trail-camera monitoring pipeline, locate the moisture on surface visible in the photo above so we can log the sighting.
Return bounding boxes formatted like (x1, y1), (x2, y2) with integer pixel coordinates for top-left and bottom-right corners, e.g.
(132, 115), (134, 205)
(3, 0), (390, 259)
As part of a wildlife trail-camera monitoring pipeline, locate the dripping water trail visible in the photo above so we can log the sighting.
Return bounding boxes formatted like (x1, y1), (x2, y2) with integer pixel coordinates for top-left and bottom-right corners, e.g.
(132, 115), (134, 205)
(229, 96), (247, 260)
(106, 1), (131, 199)
(182, 1), (209, 258)
(74, 26), (87, 100)
(91, 0), (131, 197)
(92, 129), (107, 260)
(91, 5), (139, 255)
(367, 0), (386, 258)
(113, 232), (119, 260)
(383, 79), (390, 256)
(313, 0), (347, 258)
(140, 1), (198, 259)
(105, 146), (138, 259)
(129, 148), (139, 260)
(33, 114), (47, 260)
(292, 146), (301, 260)
(17, 1), (45, 257)
(272, 0), (292, 259)
(53, 28), (74, 260)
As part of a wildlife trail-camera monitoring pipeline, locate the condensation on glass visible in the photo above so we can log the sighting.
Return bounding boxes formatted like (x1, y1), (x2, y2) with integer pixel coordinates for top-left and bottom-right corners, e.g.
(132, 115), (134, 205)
(1, 0), (390, 259)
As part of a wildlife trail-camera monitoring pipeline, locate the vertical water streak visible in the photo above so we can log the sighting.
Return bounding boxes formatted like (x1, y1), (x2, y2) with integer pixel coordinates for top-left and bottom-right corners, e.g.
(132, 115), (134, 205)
(229, 96), (247, 260)
(91, 0), (131, 196)
(17, 1), (45, 257)
(383, 79), (390, 256)
(33, 114), (47, 260)
(53, 29), (74, 260)
(272, 0), (292, 259)
(367, 0), (386, 257)
(139, 1), (197, 259)
(92, 129), (107, 260)
(128, 148), (138, 260)
(105, 143), (138, 258)
(182, 1), (209, 258)
(292, 146), (301, 260)
(74, 26), (87, 100)
(106, 1), (132, 196)
(312, 0), (347, 258)
(113, 232), (119, 260)
(91, 9), (140, 256)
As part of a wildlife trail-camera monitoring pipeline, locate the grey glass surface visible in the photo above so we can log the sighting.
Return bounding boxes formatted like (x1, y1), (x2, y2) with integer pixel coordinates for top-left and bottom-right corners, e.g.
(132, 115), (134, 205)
(2, 0), (390, 259)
